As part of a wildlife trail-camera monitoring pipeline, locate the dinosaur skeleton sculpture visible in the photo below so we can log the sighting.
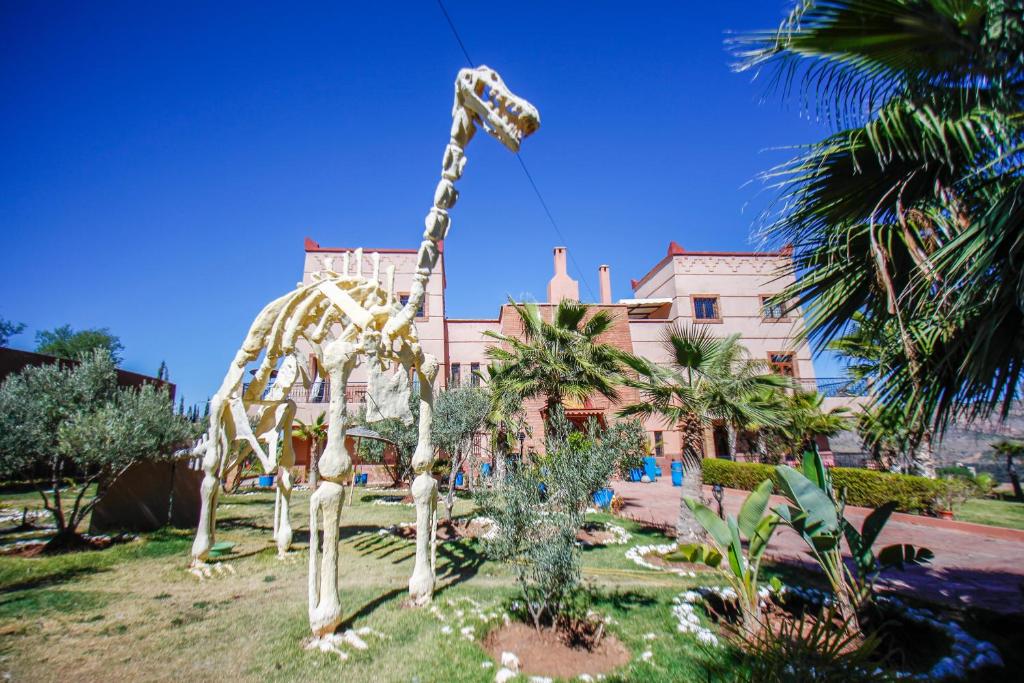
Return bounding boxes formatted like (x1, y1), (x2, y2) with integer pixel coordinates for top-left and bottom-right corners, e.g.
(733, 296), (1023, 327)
(189, 66), (539, 641)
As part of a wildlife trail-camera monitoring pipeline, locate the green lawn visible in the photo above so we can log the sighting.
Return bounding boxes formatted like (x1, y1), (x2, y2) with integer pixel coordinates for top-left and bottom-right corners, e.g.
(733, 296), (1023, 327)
(0, 488), (736, 682)
(957, 497), (1024, 531)
(1, 486), (1019, 682)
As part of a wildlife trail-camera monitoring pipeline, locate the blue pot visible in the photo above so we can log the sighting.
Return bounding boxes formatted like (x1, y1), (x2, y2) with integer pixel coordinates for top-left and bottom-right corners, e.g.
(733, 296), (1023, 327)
(455, 471), (465, 487)
(629, 467), (643, 482)
(258, 474), (275, 488)
(481, 463), (493, 477)
(671, 470), (683, 487)
(670, 461), (683, 471)
(592, 487), (614, 509)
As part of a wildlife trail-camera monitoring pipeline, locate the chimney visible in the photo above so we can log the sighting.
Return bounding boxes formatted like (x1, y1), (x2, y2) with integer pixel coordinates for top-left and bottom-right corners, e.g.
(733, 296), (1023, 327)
(546, 246), (580, 303)
(598, 265), (612, 304)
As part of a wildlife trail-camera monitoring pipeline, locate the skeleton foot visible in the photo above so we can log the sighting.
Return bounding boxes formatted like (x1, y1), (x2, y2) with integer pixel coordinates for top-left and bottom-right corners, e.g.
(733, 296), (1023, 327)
(303, 628), (378, 658)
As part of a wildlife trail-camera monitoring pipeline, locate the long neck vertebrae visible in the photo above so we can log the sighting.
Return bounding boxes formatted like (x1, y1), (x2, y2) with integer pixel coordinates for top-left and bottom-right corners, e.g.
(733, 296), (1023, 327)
(384, 105), (476, 341)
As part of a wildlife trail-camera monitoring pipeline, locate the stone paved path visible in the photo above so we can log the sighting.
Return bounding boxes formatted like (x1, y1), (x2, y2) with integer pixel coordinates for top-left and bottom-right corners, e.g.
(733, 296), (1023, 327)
(611, 477), (1024, 615)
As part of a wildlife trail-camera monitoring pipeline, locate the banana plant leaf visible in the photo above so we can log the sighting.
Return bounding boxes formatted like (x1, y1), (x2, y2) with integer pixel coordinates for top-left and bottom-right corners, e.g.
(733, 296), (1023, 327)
(738, 479), (774, 540)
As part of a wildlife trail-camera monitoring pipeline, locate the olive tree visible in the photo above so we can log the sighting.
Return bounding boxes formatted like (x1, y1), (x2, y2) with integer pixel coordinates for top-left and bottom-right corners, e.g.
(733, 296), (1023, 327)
(0, 350), (195, 550)
(476, 408), (623, 631)
(431, 386), (490, 519)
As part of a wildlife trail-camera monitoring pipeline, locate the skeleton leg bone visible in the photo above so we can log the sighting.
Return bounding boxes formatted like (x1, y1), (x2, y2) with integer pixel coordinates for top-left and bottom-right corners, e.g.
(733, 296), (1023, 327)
(191, 426), (224, 565)
(308, 341), (356, 637)
(408, 353), (439, 605)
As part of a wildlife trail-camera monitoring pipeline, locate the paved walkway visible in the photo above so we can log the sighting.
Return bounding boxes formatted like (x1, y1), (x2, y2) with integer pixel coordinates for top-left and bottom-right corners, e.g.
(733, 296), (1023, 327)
(611, 477), (1024, 615)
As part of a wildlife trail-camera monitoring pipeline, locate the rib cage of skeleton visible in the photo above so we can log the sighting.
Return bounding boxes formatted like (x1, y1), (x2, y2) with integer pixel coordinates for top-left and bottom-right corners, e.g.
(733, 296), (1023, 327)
(188, 66), (540, 641)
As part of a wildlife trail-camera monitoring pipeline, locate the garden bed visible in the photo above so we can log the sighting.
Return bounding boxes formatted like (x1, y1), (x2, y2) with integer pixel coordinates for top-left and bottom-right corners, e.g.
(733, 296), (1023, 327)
(483, 621), (630, 679)
(392, 517), (497, 542)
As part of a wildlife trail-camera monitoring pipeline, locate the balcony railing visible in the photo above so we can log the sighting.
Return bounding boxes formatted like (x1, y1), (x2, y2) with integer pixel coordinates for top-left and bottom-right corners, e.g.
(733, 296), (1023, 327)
(241, 382), (368, 404)
(796, 377), (869, 398)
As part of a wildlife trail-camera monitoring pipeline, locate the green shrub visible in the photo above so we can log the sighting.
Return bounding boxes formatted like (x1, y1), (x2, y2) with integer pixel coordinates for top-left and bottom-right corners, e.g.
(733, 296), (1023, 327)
(701, 458), (946, 513)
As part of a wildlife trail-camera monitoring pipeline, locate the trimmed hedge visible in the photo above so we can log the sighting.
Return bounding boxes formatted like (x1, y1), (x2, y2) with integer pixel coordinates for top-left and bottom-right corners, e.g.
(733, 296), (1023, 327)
(701, 458), (946, 513)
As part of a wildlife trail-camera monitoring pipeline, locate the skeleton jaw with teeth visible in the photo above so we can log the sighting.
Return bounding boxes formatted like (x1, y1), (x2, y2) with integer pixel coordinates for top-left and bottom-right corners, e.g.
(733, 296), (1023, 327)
(456, 66), (540, 152)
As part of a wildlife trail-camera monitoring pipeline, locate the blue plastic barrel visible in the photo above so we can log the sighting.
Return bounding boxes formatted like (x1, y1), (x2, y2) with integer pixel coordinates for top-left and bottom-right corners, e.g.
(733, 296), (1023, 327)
(481, 463), (492, 477)
(455, 471), (465, 487)
(643, 456), (659, 481)
(671, 469), (683, 487)
(630, 467), (643, 482)
(258, 474), (275, 488)
(670, 461), (683, 471)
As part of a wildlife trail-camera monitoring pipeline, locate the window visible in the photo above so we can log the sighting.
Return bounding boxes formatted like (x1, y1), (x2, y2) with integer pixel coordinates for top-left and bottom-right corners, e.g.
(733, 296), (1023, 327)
(654, 431), (664, 457)
(760, 295), (787, 320)
(450, 362), (461, 387)
(768, 352), (796, 377)
(470, 362), (480, 386)
(691, 295), (721, 322)
(398, 293), (427, 319)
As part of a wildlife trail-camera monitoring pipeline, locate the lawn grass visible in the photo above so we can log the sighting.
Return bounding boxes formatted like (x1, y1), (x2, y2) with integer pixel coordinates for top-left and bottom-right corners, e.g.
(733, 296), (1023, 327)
(956, 497), (1024, 530)
(0, 487), (736, 682)
(0, 486), (1015, 682)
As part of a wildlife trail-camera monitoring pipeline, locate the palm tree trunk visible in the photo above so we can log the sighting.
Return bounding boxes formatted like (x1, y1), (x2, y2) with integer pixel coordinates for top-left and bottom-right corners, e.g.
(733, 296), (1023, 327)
(676, 420), (707, 544)
(309, 439), (320, 488)
(1007, 455), (1023, 499)
(912, 430), (936, 478)
(726, 424), (738, 461)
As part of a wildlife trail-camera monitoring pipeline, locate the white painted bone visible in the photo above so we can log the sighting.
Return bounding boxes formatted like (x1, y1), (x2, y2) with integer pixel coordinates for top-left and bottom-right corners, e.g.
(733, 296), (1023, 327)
(189, 66), (539, 641)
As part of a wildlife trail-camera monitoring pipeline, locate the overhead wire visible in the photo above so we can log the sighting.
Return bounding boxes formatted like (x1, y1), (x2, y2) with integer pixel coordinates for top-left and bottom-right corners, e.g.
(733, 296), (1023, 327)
(434, 0), (598, 302)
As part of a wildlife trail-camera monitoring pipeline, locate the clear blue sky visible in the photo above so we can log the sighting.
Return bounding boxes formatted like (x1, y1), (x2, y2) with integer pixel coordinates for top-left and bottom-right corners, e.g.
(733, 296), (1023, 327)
(0, 1), (843, 407)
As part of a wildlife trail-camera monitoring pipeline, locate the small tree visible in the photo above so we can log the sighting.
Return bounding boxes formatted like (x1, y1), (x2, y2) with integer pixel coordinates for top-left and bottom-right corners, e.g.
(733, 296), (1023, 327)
(354, 394), (420, 487)
(432, 387), (490, 519)
(293, 412), (328, 487)
(35, 324), (124, 365)
(0, 350), (194, 550)
(604, 418), (647, 478)
(0, 317), (25, 347)
(476, 408), (622, 631)
(992, 439), (1024, 499)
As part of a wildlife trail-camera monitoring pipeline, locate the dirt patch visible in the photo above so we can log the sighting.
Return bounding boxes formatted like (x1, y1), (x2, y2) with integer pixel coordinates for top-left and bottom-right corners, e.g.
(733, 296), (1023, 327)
(576, 526), (616, 546)
(394, 518), (493, 542)
(0, 534), (121, 557)
(483, 621), (631, 679)
(576, 521), (629, 546)
(641, 550), (704, 573)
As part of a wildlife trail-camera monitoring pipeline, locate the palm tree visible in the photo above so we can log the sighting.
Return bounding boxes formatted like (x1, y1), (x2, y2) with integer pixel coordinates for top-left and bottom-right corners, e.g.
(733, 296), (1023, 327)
(734, 1), (1024, 438)
(771, 389), (851, 462)
(292, 412), (327, 487)
(621, 324), (789, 543)
(992, 440), (1024, 500)
(830, 313), (936, 475)
(482, 362), (530, 482)
(485, 299), (627, 434)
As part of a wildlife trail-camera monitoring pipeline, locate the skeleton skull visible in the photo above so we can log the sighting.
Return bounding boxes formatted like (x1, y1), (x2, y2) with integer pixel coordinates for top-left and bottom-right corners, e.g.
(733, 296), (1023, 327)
(456, 65), (540, 152)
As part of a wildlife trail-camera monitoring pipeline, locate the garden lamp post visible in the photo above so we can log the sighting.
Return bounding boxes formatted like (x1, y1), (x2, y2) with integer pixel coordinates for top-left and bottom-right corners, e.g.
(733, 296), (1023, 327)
(712, 484), (725, 519)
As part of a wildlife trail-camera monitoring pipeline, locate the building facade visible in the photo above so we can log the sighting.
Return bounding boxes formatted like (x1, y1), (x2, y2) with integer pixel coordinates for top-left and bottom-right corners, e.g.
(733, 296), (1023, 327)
(290, 237), (831, 467)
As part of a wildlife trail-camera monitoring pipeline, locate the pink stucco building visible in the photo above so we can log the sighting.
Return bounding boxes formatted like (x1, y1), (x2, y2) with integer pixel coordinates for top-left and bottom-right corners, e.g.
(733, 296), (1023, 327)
(289, 237), (838, 469)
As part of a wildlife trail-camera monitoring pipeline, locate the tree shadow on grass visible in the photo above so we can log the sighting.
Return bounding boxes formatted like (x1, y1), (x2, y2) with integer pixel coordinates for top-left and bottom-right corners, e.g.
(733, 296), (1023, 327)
(336, 587), (406, 631)
(434, 539), (486, 596)
(591, 587), (658, 614)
